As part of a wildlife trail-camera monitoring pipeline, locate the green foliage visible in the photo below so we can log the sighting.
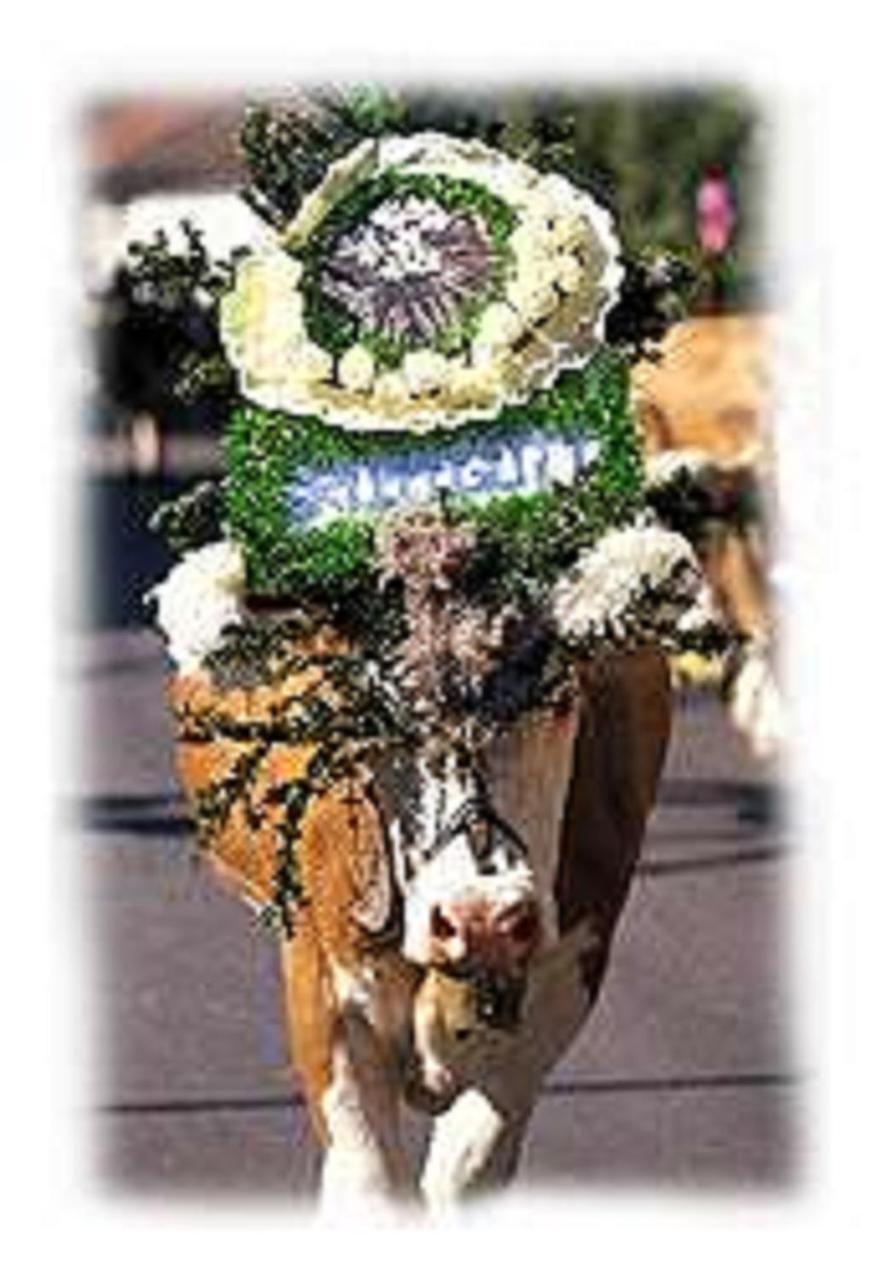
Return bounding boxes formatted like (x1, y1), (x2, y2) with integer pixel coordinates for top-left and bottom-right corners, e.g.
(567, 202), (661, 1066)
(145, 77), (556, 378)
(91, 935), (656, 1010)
(101, 221), (244, 422)
(122, 219), (236, 312)
(340, 84), (407, 136)
(177, 627), (424, 935)
(223, 348), (643, 606)
(148, 480), (225, 555)
(604, 252), (697, 362)
(238, 90), (404, 229)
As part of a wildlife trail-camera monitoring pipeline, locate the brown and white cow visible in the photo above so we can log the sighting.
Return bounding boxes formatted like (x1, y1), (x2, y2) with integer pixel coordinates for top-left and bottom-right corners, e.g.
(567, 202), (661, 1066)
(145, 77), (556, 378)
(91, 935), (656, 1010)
(172, 643), (671, 1213)
(634, 315), (784, 760)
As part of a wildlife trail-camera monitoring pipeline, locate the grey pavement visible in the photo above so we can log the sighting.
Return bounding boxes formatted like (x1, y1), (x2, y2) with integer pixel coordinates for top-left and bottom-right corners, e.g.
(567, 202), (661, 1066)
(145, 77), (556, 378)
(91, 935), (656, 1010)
(72, 626), (798, 1201)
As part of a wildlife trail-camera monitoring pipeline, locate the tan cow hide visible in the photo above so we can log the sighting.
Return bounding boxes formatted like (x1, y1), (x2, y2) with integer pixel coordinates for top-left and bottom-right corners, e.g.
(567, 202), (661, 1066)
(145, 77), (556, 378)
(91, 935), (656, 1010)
(169, 643), (671, 1181)
(634, 315), (784, 759)
(633, 314), (772, 464)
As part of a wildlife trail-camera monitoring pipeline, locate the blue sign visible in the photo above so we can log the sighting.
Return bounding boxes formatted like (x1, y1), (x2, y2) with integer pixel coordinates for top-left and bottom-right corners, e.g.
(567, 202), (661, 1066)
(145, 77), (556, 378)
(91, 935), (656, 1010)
(286, 428), (601, 527)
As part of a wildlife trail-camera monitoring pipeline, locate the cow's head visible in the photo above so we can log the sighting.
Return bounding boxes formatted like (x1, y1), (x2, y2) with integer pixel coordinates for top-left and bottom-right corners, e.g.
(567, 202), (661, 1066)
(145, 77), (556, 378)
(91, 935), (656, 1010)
(373, 703), (580, 1031)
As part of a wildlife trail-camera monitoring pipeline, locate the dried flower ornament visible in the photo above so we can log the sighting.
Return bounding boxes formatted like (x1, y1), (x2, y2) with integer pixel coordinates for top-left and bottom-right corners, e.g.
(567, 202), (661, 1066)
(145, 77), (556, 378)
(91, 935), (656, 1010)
(220, 133), (622, 434)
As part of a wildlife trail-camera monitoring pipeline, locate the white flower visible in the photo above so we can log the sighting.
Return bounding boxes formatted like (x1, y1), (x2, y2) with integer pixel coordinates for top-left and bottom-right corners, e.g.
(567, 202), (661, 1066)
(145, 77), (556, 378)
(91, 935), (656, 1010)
(551, 525), (704, 646)
(505, 276), (558, 325)
(675, 582), (719, 635)
(281, 138), (379, 249)
(285, 341), (334, 387)
(555, 252), (586, 295)
(219, 248), (308, 404)
(338, 344), (376, 393)
(446, 362), (503, 408)
(402, 349), (448, 396)
(473, 300), (523, 352)
(148, 541), (246, 674)
(511, 240), (559, 289)
(372, 369), (411, 415)
(548, 211), (589, 253)
(535, 173), (580, 209)
(509, 220), (552, 261)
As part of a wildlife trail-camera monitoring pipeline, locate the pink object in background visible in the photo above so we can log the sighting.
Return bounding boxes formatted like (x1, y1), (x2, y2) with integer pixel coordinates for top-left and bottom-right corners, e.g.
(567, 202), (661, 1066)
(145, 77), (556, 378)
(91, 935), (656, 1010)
(697, 168), (736, 255)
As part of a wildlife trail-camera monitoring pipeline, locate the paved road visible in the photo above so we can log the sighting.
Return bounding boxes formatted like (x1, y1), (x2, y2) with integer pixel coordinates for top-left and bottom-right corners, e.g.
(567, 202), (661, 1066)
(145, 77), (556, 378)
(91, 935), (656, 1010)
(73, 625), (797, 1200)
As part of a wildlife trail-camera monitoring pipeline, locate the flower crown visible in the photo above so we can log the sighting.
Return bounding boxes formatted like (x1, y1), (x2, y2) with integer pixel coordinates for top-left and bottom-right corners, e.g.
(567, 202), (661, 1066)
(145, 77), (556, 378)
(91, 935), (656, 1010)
(144, 97), (713, 659)
(219, 132), (622, 435)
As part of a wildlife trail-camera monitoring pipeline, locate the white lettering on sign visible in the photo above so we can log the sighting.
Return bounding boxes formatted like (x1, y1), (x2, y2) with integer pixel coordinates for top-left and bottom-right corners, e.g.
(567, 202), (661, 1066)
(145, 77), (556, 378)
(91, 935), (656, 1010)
(286, 430), (601, 527)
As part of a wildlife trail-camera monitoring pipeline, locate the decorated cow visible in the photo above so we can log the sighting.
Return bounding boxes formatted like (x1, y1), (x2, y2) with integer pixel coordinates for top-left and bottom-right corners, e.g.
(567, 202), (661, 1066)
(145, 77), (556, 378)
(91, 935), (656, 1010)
(634, 317), (785, 760)
(145, 107), (723, 1212)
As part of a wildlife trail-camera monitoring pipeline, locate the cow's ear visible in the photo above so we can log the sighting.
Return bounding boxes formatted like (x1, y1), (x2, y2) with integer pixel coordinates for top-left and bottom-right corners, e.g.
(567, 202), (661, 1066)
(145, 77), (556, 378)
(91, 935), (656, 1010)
(348, 790), (400, 939)
(294, 782), (402, 954)
(554, 648), (672, 938)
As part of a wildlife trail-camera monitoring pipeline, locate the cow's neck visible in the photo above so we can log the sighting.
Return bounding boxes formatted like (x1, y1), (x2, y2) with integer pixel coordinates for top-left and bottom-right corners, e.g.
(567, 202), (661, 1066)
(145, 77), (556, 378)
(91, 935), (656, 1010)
(476, 705), (581, 944)
(376, 704), (580, 962)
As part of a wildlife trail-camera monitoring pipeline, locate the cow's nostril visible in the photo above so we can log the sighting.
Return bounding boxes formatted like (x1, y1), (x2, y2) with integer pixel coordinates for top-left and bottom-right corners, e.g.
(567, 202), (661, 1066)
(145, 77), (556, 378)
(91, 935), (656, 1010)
(430, 905), (457, 941)
(503, 908), (539, 947)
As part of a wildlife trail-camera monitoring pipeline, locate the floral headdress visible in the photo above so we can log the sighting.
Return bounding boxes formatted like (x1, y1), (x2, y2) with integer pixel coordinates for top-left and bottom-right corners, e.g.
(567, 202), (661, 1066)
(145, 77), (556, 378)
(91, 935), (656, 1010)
(219, 132), (622, 434)
(137, 93), (722, 932)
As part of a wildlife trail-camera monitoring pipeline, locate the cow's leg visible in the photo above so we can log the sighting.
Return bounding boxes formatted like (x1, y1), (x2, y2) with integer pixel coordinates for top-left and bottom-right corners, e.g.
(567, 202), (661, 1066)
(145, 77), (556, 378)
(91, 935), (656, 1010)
(279, 926), (415, 1213)
(319, 1007), (414, 1213)
(420, 1091), (532, 1209)
(420, 654), (672, 1209)
(420, 926), (596, 1210)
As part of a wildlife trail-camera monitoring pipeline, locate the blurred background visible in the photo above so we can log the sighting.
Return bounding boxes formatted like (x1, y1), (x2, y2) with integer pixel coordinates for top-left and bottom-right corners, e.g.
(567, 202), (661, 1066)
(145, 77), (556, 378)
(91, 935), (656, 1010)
(76, 88), (794, 1197)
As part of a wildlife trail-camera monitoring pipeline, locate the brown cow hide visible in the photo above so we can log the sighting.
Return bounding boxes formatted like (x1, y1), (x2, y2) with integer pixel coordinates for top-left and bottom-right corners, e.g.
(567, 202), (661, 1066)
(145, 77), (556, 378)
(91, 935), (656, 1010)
(169, 643), (671, 1146)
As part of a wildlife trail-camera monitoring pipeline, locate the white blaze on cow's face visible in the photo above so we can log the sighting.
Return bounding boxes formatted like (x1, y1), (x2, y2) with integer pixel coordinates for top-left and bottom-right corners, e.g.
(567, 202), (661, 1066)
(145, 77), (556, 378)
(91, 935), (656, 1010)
(374, 705), (580, 973)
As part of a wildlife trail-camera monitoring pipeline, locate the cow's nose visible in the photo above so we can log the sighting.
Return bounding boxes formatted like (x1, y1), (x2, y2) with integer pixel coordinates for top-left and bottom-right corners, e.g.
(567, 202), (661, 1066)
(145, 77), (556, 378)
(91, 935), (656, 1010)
(494, 901), (542, 952)
(428, 898), (541, 971)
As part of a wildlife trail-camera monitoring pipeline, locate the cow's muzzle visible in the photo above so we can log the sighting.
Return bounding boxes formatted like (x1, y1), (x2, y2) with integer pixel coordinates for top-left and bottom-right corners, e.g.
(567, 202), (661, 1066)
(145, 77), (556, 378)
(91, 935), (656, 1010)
(470, 967), (528, 1031)
(428, 896), (541, 973)
(431, 958), (529, 1033)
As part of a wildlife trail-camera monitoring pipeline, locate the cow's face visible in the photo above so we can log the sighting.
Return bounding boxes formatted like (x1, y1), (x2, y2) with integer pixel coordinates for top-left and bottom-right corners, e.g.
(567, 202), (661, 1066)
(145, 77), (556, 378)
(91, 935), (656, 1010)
(373, 703), (580, 1027)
